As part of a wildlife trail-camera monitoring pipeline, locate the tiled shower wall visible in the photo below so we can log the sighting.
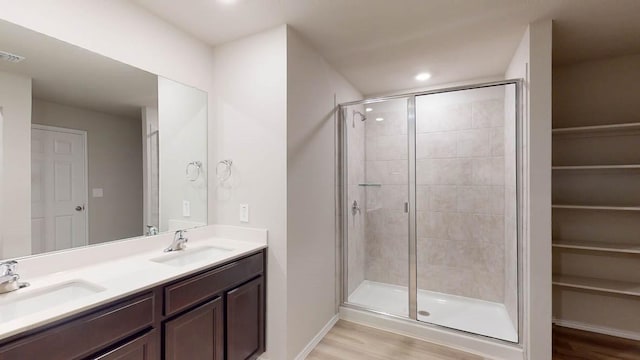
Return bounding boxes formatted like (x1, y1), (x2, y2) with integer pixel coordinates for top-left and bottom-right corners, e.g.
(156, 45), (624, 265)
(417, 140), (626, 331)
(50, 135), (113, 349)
(361, 88), (508, 303)
(364, 100), (409, 286)
(415, 89), (506, 303)
(346, 106), (366, 296)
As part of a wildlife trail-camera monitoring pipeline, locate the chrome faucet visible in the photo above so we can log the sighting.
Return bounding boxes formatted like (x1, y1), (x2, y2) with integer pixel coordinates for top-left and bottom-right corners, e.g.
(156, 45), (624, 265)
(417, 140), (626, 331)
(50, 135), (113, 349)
(146, 225), (159, 236)
(164, 230), (188, 252)
(0, 261), (29, 294)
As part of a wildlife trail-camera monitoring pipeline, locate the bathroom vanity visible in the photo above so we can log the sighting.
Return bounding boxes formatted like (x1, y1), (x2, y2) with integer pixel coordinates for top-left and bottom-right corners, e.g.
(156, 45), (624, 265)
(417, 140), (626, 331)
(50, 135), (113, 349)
(0, 227), (267, 360)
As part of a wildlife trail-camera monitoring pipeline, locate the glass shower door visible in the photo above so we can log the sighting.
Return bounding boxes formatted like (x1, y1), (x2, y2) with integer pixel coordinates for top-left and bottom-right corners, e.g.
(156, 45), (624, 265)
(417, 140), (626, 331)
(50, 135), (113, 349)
(344, 98), (411, 318)
(413, 84), (519, 342)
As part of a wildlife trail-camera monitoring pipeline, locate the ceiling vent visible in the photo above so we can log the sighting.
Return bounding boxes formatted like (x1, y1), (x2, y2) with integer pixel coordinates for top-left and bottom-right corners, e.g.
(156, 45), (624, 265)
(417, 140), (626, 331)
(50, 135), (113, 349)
(0, 51), (25, 63)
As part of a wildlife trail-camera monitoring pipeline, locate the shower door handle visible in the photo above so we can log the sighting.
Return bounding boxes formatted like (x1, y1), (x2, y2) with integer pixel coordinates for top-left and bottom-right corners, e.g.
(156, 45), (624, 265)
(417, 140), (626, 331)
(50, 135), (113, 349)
(404, 202), (409, 213)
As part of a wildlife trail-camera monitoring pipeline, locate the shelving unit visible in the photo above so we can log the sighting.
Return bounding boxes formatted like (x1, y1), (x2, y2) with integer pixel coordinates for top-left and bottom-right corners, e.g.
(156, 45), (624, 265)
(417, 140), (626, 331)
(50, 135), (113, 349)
(552, 240), (640, 254)
(553, 275), (640, 298)
(552, 122), (640, 135)
(552, 119), (640, 339)
(552, 164), (640, 170)
(552, 205), (640, 211)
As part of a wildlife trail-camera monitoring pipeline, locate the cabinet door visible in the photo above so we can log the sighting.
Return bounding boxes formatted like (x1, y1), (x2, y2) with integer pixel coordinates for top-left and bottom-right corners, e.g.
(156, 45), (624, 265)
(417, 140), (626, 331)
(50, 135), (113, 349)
(164, 297), (224, 360)
(91, 331), (156, 360)
(226, 276), (265, 360)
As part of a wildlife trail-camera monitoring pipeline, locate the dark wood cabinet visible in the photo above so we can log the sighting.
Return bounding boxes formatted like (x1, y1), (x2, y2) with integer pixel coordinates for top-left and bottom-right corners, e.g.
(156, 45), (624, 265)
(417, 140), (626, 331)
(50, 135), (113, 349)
(227, 276), (265, 360)
(0, 250), (266, 360)
(92, 331), (157, 360)
(0, 293), (154, 360)
(164, 297), (224, 360)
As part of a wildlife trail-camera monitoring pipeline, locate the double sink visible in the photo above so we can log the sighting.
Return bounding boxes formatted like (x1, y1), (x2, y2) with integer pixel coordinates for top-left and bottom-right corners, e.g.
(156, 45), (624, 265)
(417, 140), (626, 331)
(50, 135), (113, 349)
(0, 245), (233, 323)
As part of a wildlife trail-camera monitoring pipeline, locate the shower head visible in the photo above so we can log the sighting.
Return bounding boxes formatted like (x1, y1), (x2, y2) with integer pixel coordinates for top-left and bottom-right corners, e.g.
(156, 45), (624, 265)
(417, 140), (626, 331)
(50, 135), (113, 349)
(353, 110), (367, 121)
(352, 110), (367, 127)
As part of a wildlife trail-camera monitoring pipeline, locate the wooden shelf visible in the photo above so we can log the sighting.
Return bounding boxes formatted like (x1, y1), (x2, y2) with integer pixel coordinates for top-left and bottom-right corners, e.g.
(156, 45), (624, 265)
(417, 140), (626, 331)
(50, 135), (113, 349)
(552, 164), (640, 170)
(552, 240), (640, 254)
(552, 205), (640, 211)
(553, 275), (640, 297)
(553, 122), (640, 135)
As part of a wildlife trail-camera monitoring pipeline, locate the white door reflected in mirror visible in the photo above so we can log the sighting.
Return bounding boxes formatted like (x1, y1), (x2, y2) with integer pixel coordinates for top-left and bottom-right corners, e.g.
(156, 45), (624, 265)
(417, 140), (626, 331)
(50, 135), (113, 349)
(31, 126), (87, 254)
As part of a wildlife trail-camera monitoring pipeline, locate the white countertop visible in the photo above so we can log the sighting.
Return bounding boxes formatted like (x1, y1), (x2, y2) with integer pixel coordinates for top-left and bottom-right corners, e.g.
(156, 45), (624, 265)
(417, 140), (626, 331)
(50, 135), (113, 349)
(0, 225), (267, 341)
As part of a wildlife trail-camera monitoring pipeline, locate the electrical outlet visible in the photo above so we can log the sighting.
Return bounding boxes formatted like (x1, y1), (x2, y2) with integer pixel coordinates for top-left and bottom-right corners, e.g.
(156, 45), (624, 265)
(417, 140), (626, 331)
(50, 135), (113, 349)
(240, 204), (249, 223)
(183, 200), (191, 217)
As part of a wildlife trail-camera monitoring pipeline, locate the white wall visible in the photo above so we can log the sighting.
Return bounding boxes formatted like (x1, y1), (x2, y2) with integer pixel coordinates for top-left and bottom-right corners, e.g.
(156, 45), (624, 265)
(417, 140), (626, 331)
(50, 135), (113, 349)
(286, 27), (361, 359)
(210, 25), (288, 360)
(0, 0), (218, 223)
(158, 77), (208, 231)
(32, 99), (144, 245)
(506, 21), (553, 360)
(0, 71), (32, 258)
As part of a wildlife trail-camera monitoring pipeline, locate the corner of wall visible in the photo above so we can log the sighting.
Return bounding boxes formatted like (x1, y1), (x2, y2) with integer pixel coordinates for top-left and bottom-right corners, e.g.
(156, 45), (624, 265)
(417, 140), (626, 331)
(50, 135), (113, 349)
(506, 20), (553, 360)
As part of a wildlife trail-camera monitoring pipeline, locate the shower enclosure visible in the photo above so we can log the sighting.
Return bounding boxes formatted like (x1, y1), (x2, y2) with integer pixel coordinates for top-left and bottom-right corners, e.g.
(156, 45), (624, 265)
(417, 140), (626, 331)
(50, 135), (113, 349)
(339, 80), (521, 343)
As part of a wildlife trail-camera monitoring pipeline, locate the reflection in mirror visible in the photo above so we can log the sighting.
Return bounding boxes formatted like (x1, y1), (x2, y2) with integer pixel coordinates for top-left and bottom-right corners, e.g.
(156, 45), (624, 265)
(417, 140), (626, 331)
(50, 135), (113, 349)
(158, 77), (208, 232)
(0, 20), (207, 260)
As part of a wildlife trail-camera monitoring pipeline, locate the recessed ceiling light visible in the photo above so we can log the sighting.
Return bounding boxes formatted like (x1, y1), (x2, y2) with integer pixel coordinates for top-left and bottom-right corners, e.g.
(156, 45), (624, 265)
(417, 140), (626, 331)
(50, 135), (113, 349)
(365, 108), (373, 112)
(415, 72), (431, 81)
(375, 117), (384, 122)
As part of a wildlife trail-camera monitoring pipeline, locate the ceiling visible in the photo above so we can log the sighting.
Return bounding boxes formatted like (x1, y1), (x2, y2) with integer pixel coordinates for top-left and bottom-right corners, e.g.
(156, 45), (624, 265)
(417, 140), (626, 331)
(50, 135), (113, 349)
(0, 19), (157, 119)
(134, 0), (640, 95)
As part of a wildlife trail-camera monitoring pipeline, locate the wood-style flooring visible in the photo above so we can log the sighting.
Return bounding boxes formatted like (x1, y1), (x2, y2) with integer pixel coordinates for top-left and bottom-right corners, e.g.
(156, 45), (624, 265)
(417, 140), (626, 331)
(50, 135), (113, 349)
(306, 320), (483, 360)
(552, 325), (640, 360)
(306, 321), (640, 360)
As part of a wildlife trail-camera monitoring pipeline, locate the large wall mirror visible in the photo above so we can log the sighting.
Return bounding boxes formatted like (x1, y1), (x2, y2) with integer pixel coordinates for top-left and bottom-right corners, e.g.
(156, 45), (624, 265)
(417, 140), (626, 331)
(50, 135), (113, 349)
(0, 20), (208, 259)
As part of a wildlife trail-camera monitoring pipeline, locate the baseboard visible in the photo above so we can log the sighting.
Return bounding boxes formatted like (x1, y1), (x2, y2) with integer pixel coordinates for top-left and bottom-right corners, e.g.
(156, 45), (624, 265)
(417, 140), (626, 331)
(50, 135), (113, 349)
(553, 318), (640, 341)
(294, 314), (339, 360)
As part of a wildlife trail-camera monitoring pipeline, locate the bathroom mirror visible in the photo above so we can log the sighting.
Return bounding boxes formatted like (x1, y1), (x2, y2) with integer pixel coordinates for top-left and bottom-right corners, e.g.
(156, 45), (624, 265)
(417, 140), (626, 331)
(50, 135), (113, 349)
(0, 20), (208, 260)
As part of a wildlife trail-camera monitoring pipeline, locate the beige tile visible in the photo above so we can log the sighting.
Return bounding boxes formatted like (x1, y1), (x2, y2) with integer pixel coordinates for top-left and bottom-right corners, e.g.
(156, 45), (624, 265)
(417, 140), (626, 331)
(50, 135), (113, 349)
(416, 185), (429, 211)
(428, 185), (457, 212)
(387, 160), (409, 184)
(365, 160), (385, 183)
(444, 212), (475, 242)
(365, 137), (377, 161)
(416, 132), (457, 159)
(456, 185), (504, 215)
(416, 211), (448, 239)
(376, 135), (408, 160)
(379, 184), (407, 210)
(366, 160), (408, 185)
(456, 128), (491, 157)
(472, 99), (503, 128)
(417, 158), (473, 185)
(490, 127), (505, 156)
(417, 103), (472, 133)
(473, 214), (505, 244)
(471, 157), (504, 185)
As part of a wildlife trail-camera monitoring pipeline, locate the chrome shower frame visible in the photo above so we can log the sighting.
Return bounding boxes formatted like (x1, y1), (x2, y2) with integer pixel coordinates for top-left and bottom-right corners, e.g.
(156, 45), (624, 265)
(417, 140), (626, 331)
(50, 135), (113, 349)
(337, 78), (524, 346)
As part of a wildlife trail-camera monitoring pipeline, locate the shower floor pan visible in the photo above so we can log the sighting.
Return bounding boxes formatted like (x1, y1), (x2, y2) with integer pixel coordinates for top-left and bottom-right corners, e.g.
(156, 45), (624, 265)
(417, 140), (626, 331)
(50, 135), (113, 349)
(348, 280), (518, 342)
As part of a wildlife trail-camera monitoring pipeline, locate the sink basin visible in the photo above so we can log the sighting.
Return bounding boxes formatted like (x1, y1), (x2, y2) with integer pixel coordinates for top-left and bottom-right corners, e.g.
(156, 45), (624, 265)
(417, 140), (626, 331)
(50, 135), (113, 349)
(150, 246), (233, 267)
(0, 280), (105, 323)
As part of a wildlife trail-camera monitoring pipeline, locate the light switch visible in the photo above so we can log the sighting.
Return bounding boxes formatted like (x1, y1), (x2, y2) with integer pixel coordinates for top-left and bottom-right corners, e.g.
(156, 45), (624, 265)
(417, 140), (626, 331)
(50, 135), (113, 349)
(240, 204), (249, 223)
(92, 188), (103, 198)
(183, 200), (191, 217)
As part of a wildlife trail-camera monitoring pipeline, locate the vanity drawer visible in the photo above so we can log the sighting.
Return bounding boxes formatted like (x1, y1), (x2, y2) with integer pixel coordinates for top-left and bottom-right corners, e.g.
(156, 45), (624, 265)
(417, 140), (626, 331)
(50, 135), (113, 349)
(164, 252), (263, 316)
(0, 293), (154, 360)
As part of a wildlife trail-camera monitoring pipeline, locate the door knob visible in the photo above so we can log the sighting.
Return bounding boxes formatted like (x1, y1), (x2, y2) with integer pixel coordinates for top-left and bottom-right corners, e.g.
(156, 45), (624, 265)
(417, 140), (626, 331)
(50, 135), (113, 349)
(75, 205), (84, 212)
